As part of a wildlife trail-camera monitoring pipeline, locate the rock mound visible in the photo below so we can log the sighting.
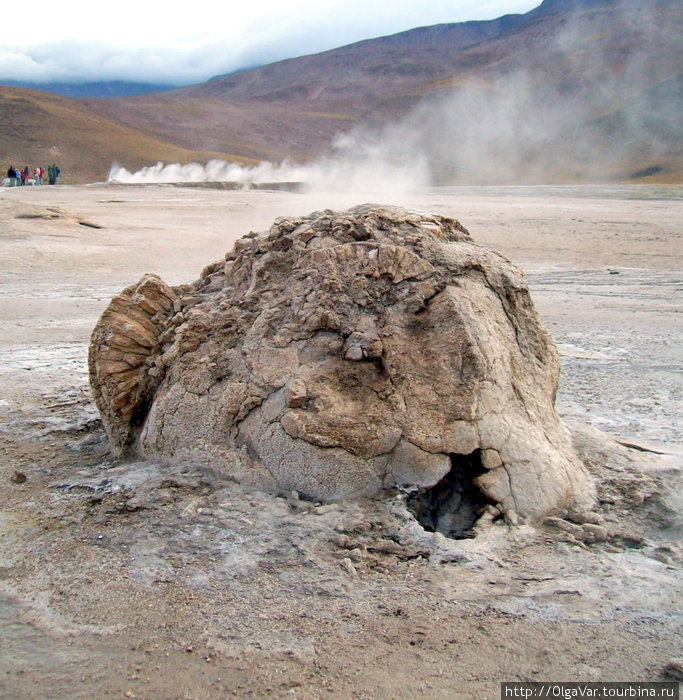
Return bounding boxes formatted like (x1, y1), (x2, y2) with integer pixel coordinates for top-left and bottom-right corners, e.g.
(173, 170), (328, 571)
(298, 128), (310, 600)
(89, 205), (595, 527)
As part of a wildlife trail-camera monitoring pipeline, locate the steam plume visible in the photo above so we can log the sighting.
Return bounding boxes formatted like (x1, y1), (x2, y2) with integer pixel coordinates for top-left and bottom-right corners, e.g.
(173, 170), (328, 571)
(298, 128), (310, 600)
(108, 134), (431, 194)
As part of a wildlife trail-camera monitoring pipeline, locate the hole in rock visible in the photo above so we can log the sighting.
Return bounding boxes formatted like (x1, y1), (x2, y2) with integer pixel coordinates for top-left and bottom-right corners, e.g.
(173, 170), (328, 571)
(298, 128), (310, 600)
(406, 450), (495, 539)
(130, 395), (153, 432)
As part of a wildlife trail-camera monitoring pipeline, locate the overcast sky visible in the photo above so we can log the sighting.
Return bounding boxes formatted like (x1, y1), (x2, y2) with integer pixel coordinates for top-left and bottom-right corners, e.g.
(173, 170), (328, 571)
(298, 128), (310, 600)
(2, 0), (542, 85)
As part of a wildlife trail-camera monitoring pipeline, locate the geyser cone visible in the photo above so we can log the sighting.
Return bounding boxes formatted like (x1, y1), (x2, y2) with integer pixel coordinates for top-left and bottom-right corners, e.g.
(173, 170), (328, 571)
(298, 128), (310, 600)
(89, 205), (595, 522)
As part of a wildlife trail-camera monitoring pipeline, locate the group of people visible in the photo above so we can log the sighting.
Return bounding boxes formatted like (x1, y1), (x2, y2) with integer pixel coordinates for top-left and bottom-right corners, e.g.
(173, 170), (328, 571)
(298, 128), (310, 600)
(5, 164), (61, 186)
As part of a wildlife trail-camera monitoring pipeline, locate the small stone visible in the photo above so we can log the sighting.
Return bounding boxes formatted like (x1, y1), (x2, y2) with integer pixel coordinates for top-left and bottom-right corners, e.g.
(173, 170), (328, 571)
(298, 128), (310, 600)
(545, 517), (584, 538)
(652, 543), (681, 565)
(345, 346), (364, 361)
(314, 503), (340, 516)
(11, 471), (27, 484)
(286, 378), (308, 407)
(566, 508), (604, 526)
(346, 548), (363, 562)
(340, 558), (358, 577)
(581, 523), (609, 544)
(332, 534), (353, 549)
(504, 509), (519, 526)
(663, 660), (683, 681)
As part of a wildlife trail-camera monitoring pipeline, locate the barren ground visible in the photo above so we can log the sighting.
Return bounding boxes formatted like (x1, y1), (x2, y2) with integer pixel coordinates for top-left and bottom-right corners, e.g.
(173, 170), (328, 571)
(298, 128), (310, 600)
(0, 183), (681, 699)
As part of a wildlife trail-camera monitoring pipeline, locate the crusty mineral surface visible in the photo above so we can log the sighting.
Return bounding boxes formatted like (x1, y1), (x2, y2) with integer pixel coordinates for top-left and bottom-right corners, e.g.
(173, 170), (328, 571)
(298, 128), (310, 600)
(89, 205), (595, 523)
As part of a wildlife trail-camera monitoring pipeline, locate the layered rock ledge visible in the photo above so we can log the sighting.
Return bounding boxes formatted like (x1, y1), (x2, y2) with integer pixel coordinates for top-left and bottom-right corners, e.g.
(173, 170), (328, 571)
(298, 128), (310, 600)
(89, 205), (595, 529)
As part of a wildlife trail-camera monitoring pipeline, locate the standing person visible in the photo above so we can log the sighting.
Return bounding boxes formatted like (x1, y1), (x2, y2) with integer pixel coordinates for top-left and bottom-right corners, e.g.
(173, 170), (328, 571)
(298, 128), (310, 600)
(40, 167), (46, 185)
(23, 166), (29, 185)
(7, 165), (16, 187)
(34, 167), (41, 185)
(48, 164), (61, 185)
(20, 168), (26, 186)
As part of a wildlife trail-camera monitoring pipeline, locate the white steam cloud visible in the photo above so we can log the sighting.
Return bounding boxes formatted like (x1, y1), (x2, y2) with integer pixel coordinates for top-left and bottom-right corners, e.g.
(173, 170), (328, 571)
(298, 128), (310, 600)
(108, 131), (431, 194)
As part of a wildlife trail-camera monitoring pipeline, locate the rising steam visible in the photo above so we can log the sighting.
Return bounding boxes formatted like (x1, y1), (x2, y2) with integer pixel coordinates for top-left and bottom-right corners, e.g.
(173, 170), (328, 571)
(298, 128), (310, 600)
(108, 133), (431, 194)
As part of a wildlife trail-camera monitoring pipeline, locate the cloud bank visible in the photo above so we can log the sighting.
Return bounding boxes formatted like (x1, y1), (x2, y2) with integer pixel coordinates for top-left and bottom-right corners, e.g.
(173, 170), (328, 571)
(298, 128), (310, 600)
(2, 0), (539, 84)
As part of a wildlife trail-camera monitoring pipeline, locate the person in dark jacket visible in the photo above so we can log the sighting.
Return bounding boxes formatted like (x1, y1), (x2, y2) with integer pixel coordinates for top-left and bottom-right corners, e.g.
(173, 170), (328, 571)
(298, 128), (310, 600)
(7, 166), (16, 187)
(48, 164), (61, 185)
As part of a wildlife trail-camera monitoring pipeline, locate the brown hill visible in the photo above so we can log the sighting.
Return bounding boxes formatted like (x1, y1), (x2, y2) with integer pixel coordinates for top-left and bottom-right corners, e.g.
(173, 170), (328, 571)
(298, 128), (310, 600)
(2, 0), (682, 183)
(0, 87), (256, 184)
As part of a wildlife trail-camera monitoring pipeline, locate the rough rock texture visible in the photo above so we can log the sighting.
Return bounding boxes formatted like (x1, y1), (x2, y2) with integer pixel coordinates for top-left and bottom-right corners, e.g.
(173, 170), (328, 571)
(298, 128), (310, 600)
(88, 273), (178, 453)
(89, 205), (595, 522)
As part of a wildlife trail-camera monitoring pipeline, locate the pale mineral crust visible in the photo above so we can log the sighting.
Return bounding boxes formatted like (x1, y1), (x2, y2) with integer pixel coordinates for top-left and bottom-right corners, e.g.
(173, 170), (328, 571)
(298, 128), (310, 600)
(89, 205), (595, 521)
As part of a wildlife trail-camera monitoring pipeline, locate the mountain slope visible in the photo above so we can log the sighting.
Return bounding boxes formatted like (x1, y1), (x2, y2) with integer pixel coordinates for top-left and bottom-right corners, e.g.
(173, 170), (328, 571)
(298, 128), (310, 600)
(0, 87), (255, 183)
(191, 12), (527, 107)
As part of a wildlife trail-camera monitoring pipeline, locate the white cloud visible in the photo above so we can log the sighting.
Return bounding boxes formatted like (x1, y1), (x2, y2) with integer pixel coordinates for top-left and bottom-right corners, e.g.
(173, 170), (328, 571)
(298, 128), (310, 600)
(1, 1), (540, 84)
